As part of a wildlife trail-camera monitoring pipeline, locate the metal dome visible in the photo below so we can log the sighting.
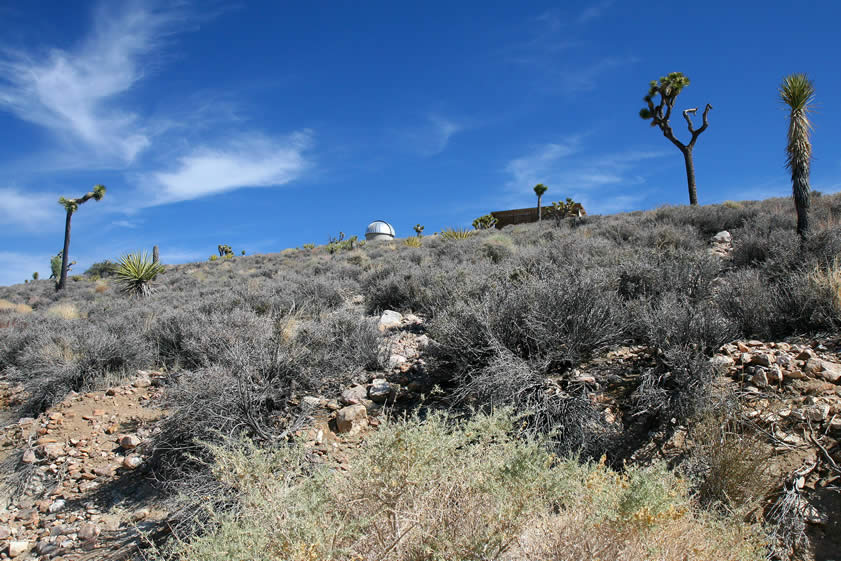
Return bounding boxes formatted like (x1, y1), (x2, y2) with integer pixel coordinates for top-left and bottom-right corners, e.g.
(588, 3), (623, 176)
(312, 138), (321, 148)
(365, 220), (395, 237)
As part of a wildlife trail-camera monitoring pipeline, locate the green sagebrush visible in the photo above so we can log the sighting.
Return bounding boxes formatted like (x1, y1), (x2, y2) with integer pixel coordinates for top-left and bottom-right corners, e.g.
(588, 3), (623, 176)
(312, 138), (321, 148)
(114, 251), (166, 297)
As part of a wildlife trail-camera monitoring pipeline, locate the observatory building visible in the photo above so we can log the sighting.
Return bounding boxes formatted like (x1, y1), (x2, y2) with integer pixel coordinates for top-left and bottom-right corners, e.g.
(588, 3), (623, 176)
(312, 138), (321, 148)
(365, 220), (395, 242)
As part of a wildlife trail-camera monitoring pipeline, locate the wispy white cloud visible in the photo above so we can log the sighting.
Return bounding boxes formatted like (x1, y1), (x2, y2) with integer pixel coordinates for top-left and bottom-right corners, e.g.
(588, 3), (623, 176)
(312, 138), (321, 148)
(0, 251), (50, 287)
(503, 140), (668, 213)
(141, 132), (312, 206)
(0, 2), (188, 166)
(577, 0), (614, 24)
(112, 219), (140, 229)
(0, 187), (61, 231)
(502, 7), (634, 95)
(400, 115), (463, 157)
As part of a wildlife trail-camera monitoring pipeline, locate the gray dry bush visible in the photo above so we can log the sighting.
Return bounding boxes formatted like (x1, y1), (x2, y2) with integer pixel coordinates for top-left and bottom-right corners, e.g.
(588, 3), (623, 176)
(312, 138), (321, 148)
(3, 193), (841, 554)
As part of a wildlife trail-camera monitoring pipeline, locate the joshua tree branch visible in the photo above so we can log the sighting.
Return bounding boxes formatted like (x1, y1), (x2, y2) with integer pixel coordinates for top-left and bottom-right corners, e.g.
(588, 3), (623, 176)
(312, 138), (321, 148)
(687, 104), (712, 148)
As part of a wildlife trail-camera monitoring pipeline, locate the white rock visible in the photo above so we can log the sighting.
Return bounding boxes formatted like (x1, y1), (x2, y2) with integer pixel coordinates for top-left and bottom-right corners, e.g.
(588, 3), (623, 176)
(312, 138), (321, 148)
(712, 231), (732, 243)
(336, 405), (368, 434)
(48, 499), (65, 513)
(709, 355), (735, 371)
(301, 396), (322, 408)
(8, 541), (28, 558)
(368, 379), (394, 403)
(22, 449), (36, 464)
(388, 354), (407, 369)
(378, 310), (403, 331)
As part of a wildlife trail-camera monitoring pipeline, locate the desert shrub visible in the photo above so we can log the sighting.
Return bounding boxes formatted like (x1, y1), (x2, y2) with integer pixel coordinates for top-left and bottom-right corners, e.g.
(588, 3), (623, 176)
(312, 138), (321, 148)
(479, 235), (514, 263)
(631, 346), (719, 423)
(630, 222), (703, 251)
(428, 267), (627, 404)
(45, 302), (82, 320)
(149, 309), (387, 527)
(631, 293), (737, 353)
(453, 351), (613, 457)
(403, 236), (422, 248)
(8, 314), (154, 413)
(617, 249), (721, 302)
(84, 260), (116, 278)
(716, 268), (832, 339)
(730, 216), (800, 270)
(160, 411), (766, 561)
(685, 410), (773, 512)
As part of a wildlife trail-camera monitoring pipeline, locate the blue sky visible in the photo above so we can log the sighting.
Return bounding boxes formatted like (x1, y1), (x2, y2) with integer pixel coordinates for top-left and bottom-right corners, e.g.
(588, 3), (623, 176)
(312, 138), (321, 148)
(2, 1), (840, 285)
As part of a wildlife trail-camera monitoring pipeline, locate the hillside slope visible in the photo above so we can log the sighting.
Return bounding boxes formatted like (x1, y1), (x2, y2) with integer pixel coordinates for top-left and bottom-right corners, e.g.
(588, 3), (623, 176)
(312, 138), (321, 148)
(1, 195), (841, 560)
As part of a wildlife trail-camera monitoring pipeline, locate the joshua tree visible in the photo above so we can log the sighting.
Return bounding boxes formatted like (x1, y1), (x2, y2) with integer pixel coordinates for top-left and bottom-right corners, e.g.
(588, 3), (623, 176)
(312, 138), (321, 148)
(779, 73), (815, 238)
(56, 184), (106, 290)
(640, 72), (712, 205)
(533, 183), (548, 221)
(414, 224), (425, 237)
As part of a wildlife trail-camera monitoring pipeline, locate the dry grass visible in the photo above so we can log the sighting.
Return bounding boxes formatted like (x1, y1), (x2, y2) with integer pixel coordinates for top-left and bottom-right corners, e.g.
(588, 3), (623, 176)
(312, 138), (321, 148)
(159, 411), (766, 561)
(809, 257), (841, 319)
(46, 302), (82, 320)
(0, 299), (32, 314)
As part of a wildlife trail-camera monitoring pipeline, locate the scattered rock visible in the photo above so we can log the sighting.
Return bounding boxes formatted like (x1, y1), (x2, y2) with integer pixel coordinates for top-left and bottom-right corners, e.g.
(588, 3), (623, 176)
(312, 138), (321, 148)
(368, 379), (395, 403)
(336, 405), (368, 434)
(78, 522), (100, 541)
(22, 449), (36, 464)
(378, 310), (403, 331)
(7, 540), (28, 558)
(42, 443), (64, 459)
(119, 435), (141, 450)
(712, 231), (732, 243)
(123, 455), (142, 469)
(340, 386), (368, 406)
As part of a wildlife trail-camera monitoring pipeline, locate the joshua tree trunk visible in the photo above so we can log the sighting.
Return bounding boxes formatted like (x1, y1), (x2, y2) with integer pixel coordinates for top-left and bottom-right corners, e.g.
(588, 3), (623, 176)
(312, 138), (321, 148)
(682, 148), (698, 206)
(537, 194), (543, 221)
(793, 175), (811, 236)
(153, 245), (160, 264)
(57, 209), (73, 291)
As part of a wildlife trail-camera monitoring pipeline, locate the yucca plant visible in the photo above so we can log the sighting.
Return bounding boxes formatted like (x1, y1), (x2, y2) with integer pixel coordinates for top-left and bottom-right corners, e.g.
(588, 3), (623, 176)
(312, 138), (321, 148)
(779, 73), (815, 238)
(114, 251), (166, 297)
(440, 227), (477, 240)
(404, 236), (422, 247)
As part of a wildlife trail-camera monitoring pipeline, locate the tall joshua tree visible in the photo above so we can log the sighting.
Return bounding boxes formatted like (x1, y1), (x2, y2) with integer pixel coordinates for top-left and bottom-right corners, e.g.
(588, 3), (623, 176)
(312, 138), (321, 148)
(56, 184), (106, 291)
(779, 73), (815, 238)
(640, 72), (712, 205)
(533, 183), (548, 221)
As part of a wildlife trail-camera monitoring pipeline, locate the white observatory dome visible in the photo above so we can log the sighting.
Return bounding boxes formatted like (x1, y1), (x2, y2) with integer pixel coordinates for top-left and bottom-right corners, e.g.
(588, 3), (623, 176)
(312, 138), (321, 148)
(365, 220), (395, 241)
